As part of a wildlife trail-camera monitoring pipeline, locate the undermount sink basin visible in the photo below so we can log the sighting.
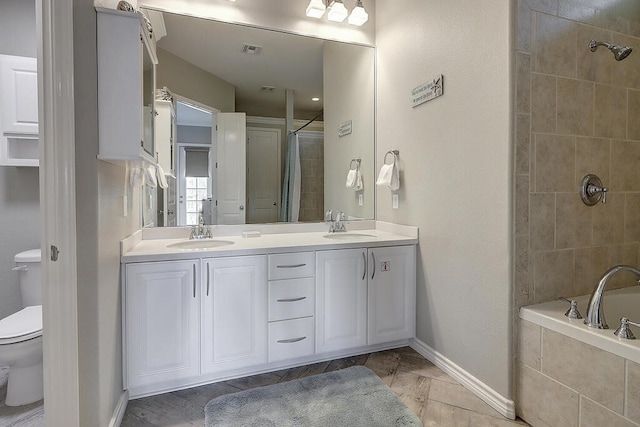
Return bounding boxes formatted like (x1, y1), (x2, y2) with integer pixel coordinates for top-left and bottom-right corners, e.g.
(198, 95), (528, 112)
(167, 240), (234, 250)
(323, 233), (377, 241)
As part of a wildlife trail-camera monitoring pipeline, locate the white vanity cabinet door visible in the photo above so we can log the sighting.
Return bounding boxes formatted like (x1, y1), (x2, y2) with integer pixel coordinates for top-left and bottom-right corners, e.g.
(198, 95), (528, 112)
(316, 249), (368, 353)
(367, 246), (416, 345)
(124, 260), (200, 389)
(202, 256), (267, 374)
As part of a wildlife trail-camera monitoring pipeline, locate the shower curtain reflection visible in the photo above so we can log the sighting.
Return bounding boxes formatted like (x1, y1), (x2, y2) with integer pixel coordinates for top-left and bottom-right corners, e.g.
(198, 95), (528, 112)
(280, 132), (301, 222)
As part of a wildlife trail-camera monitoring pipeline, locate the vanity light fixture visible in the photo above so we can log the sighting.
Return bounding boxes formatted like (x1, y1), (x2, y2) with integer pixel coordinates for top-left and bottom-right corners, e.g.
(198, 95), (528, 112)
(348, 0), (368, 26)
(306, 0), (369, 26)
(327, 0), (348, 22)
(306, 0), (326, 18)
(312, 97), (320, 102)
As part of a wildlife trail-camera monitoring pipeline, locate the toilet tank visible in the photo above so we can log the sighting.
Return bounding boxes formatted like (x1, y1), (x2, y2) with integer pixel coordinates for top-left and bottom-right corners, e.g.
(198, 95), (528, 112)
(14, 249), (42, 307)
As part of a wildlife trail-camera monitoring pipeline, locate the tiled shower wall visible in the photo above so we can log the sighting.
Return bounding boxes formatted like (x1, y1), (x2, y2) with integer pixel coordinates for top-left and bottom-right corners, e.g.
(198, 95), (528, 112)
(515, 0), (640, 311)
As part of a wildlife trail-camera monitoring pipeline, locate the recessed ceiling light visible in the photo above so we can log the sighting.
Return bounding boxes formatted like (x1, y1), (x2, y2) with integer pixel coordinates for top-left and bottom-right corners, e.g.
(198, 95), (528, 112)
(312, 97), (320, 102)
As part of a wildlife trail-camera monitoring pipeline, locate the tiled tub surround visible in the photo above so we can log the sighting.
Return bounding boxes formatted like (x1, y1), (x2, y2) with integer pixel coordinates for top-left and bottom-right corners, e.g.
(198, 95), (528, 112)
(515, 2), (640, 307)
(518, 287), (640, 427)
(515, 1), (640, 423)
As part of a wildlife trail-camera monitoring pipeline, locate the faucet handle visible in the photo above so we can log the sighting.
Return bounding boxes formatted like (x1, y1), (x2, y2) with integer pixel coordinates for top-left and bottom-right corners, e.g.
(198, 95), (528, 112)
(559, 297), (583, 319)
(189, 225), (197, 240)
(325, 210), (333, 222)
(614, 317), (640, 340)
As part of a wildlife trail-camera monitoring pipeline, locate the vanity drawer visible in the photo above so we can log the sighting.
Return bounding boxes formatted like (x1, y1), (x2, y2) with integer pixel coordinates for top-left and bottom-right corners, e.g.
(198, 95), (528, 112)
(268, 278), (315, 321)
(268, 252), (315, 280)
(268, 317), (315, 362)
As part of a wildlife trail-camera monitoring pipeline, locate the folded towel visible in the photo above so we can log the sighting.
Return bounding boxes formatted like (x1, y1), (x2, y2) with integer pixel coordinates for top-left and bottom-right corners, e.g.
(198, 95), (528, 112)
(156, 163), (169, 189)
(376, 163), (400, 191)
(346, 169), (357, 188)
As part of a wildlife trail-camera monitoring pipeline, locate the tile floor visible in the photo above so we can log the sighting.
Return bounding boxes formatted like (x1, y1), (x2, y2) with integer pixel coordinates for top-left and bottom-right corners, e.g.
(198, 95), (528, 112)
(0, 347), (530, 426)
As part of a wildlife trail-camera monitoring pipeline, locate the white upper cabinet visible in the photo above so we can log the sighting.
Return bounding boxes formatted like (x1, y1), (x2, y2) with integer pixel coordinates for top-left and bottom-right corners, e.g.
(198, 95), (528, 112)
(96, 8), (157, 165)
(0, 54), (38, 167)
(155, 99), (175, 174)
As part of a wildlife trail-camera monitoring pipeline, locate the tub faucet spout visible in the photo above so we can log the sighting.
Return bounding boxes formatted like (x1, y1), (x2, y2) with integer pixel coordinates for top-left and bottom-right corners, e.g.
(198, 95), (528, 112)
(585, 265), (640, 329)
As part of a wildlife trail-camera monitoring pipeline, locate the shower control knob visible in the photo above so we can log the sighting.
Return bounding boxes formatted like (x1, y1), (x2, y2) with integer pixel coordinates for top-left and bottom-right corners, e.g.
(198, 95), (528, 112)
(587, 183), (608, 203)
(580, 174), (608, 206)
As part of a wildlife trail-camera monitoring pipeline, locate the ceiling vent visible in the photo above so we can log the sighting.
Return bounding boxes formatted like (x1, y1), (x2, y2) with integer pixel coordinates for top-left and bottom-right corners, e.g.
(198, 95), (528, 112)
(242, 44), (263, 55)
(260, 86), (276, 93)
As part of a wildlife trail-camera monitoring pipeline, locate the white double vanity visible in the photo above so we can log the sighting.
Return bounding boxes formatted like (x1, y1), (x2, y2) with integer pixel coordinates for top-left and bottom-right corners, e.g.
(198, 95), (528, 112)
(120, 221), (417, 398)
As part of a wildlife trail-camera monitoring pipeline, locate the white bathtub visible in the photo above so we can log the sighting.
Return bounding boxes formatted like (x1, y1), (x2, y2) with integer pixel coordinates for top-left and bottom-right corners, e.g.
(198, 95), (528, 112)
(520, 286), (640, 364)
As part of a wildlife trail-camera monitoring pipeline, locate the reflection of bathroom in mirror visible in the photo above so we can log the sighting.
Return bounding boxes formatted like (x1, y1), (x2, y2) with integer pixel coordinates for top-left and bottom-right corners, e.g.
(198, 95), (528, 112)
(141, 8), (375, 227)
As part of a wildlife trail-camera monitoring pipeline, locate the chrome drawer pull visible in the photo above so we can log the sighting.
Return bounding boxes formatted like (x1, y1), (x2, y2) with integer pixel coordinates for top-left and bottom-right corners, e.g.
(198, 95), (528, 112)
(276, 263), (307, 269)
(277, 336), (306, 344)
(276, 297), (307, 303)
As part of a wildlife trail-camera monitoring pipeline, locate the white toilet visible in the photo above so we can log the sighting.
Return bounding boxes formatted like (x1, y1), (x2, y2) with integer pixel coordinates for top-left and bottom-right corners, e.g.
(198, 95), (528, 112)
(0, 249), (43, 406)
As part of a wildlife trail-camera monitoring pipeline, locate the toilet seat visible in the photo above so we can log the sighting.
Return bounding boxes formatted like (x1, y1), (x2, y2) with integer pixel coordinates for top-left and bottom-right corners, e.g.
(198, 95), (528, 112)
(0, 306), (42, 345)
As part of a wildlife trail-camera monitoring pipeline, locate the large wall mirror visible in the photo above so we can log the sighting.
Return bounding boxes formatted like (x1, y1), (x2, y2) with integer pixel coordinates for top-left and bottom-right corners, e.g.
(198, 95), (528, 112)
(141, 7), (375, 227)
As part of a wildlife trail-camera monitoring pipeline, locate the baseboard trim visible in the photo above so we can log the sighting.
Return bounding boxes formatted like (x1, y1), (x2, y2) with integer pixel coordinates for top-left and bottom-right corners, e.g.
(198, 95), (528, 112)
(410, 338), (515, 420)
(109, 389), (129, 427)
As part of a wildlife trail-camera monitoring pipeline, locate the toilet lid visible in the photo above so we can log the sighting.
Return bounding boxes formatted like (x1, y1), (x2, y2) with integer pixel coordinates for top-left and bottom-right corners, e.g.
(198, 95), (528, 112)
(0, 306), (42, 344)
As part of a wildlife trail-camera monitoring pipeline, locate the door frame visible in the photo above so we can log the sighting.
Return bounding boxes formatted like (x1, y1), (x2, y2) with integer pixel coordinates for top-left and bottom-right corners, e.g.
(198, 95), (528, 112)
(38, 0), (81, 425)
(173, 95), (217, 226)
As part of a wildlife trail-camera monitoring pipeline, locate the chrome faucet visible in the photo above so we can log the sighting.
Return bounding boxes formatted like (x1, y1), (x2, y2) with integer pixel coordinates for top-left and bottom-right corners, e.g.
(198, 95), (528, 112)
(584, 265), (640, 329)
(325, 210), (346, 233)
(190, 213), (212, 239)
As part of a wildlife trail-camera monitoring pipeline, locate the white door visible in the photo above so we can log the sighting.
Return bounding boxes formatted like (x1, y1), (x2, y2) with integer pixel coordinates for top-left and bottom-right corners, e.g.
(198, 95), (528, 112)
(316, 249), (368, 353)
(125, 260), (200, 390)
(217, 112), (246, 224)
(367, 246), (416, 345)
(0, 54), (38, 134)
(202, 256), (267, 374)
(247, 128), (281, 224)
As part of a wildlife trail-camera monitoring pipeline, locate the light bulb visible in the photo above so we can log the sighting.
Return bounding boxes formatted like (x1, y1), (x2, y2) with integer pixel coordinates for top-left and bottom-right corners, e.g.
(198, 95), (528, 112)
(348, 2), (368, 26)
(306, 0), (326, 19)
(327, 0), (348, 22)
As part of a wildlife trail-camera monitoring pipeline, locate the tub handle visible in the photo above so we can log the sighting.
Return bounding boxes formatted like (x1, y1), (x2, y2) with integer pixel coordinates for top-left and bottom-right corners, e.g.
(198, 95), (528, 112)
(614, 317), (640, 340)
(559, 297), (582, 319)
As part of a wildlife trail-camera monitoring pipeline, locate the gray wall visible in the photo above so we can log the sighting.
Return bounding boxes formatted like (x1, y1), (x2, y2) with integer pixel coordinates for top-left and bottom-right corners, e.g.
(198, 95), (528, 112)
(157, 48), (235, 113)
(376, 0), (513, 400)
(0, 0), (40, 320)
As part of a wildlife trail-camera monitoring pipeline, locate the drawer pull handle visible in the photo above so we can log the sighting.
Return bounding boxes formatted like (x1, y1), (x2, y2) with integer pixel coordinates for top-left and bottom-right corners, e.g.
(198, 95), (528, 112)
(277, 336), (306, 344)
(277, 297), (307, 303)
(276, 263), (307, 269)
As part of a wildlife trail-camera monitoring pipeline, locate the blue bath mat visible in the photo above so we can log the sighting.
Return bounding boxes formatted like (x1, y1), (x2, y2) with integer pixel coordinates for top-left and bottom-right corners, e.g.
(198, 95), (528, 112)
(204, 365), (422, 426)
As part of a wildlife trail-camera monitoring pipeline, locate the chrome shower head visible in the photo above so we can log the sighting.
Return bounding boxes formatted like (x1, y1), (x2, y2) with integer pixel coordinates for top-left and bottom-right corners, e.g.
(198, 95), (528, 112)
(589, 40), (633, 61)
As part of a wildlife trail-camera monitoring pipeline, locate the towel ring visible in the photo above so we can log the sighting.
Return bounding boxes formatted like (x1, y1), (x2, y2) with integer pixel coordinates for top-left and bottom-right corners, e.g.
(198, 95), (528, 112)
(350, 158), (361, 170)
(383, 150), (399, 165)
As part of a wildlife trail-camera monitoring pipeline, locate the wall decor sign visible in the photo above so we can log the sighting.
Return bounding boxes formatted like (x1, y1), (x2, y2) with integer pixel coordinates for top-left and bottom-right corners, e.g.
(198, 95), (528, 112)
(411, 74), (443, 108)
(338, 120), (353, 137)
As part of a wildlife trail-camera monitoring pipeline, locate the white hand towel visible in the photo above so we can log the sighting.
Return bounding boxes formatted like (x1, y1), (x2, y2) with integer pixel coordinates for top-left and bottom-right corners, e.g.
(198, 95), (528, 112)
(346, 169), (357, 188)
(144, 165), (157, 188)
(376, 163), (400, 191)
(355, 168), (363, 191)
(156, 163), (169, 189)
(129, 167), (144, 187)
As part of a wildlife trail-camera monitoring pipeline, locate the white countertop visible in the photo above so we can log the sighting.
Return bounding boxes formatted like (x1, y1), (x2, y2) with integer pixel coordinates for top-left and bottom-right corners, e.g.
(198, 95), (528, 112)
(121, 221), (418, 263)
